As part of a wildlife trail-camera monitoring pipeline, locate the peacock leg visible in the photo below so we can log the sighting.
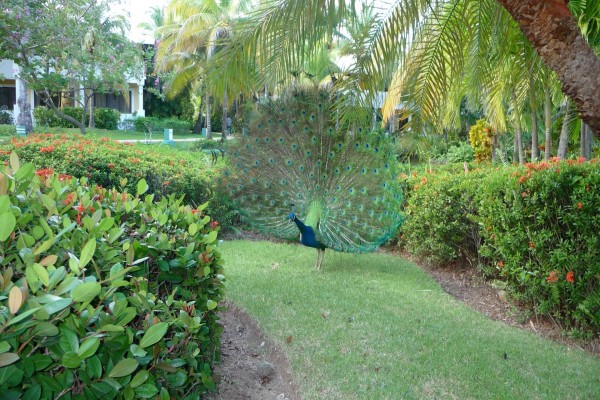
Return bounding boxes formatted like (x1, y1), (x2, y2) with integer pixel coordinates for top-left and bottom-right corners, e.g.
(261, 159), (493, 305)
(316, 249), (325, 270)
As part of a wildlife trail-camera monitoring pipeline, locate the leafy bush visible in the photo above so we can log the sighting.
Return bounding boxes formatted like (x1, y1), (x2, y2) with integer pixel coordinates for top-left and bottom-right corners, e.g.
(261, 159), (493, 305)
(33, 107), (120, 130)
(399, 159), (600, 334)
(399, 170), (483, 264)
(0, 154), (224, 398)
(93, 108), (121, 130)
(476, 158), (599, 334)
(468, 119), (493, 162)
(0, 125), (16, 136)
(0, 108), (13, 125)
(132, 117), (191, 135)
(446, 142), (474, 163)
(1, 134), (217, 209)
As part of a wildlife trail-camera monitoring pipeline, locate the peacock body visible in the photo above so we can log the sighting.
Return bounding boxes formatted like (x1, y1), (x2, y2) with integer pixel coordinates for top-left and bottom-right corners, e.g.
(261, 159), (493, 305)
(223, 90), (403, 267)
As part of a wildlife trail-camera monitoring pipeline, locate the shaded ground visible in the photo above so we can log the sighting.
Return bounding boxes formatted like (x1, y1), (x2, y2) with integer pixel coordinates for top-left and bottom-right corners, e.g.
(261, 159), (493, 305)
(205, 302), (300, 400)
(208, 233), (598, 399)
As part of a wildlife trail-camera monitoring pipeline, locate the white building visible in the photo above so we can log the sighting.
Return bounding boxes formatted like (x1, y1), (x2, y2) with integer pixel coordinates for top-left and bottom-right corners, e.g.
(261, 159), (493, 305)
(0, 59), (145, 125)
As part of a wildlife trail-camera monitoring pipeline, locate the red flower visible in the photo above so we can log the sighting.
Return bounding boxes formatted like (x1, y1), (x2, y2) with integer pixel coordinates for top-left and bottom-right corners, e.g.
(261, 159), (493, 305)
(210, 220), (220, 230)
(577, 202), (583, 210)
(528, 242), (535, 249)
(566, 271), (574, 284)
(497, 261), (504, 268)
(35, 168), (54, 178)
(64, 193), (75, 205)
(546, 270), (559, 283)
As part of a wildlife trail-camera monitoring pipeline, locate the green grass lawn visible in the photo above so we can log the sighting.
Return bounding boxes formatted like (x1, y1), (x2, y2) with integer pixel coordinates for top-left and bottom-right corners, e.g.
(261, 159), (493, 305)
(220, 240), (600, 400)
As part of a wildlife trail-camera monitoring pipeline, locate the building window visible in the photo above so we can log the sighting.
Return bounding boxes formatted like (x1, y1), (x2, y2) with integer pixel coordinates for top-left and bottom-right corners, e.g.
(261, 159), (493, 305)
(94, 91), (132, 113)
(33, 92), (62, 108)
(0, 86), (16, 110)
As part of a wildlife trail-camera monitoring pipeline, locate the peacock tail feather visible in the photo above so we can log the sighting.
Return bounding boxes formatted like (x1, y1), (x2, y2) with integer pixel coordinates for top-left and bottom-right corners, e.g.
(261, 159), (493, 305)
(222, 89), (404, 253)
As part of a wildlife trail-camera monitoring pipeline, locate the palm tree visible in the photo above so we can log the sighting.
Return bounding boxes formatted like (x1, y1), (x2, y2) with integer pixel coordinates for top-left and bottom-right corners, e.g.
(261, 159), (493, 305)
(207, 0), (600, 140)
(155, 0), (254, 139)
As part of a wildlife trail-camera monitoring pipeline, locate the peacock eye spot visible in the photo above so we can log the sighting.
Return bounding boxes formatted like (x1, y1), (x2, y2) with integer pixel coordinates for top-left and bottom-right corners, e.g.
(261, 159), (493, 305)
(264, 138), (271, 143)
(279, 137), (285, 143)
(328, 151), (334, 158)
(258, 124), (262, 129)
(354, 143), (360, 148)
(373, 168), (378, 174)
(254, 160), (259, 166)
(305, 150), (311, 157)
(374, 147), (379, 152)
(365, 143), (370, 149)
(268, 119), (272, 124)
(292, 119), (297, 125)
(278, 119), (283, 124)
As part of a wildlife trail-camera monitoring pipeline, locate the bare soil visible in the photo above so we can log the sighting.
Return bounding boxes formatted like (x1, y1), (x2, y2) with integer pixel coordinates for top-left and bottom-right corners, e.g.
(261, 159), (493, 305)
(207, 236), (598, 399)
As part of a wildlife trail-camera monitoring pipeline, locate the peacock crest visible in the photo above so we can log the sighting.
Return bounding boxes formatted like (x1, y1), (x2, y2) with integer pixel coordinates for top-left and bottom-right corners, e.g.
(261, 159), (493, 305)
(223, 89), (403, 257)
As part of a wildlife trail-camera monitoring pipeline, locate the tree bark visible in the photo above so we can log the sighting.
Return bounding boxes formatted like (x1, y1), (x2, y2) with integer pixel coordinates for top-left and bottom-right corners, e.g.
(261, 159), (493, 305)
(557, 100), (572, 159)
(40, 90), (86, 133)
(221, 91), (228, 142)
(544, 89), (552, 160)
(529, 74), (539, 161)
(88, 92), (95, 129)
(497, 0), (600, 138)
(512, 92), (525, 164)
(580, 122), (592, 160)
(205, 92), (212, 140)
(16, 79), (33, 133)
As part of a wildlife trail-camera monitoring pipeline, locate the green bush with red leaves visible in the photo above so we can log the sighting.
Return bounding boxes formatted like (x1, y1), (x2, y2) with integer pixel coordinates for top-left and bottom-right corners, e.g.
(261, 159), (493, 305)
(0, 154), (224, 399)
(0, 134), (217, 210)
(399, 158), (600, 335)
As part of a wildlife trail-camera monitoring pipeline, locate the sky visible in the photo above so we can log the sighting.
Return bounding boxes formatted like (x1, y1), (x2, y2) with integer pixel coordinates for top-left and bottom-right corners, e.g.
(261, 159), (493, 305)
(121, 0), (170, 43)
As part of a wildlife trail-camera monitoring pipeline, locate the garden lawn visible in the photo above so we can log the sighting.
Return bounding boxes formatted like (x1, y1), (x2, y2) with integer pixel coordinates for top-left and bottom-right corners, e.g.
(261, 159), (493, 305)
(220, 240), (600, 400)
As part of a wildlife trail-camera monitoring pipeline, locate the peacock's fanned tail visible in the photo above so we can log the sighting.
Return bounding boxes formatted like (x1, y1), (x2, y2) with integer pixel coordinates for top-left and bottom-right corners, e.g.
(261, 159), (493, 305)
(222, 90), (404, 253)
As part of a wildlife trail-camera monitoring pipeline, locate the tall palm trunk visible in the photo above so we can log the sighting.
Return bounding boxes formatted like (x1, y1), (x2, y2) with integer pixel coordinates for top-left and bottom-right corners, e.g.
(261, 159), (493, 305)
(16, 79), (33, 133)
(497, 0), (600, 138)
(205, 91), (212, 140)
(512, 92), (525, 164)
(580, 123), (592, 160)
(544, 89), (552, 160)
(529, 74), (539, 161)
(221, 91), (228, 140)
(557, 101), (573, 159)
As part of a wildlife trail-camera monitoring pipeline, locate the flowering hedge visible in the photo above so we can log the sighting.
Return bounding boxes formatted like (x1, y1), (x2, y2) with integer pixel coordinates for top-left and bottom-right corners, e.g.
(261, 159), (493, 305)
(0, 134), (218, 210)
(399, 158), (600, 334)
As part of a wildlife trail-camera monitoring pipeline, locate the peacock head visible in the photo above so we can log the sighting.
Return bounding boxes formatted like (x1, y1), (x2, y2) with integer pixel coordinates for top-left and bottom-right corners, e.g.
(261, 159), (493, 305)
(288, 212), (296, 221)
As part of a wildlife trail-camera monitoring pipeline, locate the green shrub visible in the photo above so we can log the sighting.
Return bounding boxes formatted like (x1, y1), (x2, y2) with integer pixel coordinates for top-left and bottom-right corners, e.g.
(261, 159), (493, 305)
(476, 158), (599, 334)
(0, 134), (216, 209)
(133, 117), (191, 135)
(446, 142), (474, 163)
(0, 125), (16, 136)
(399, 170), (483, 264)
(0, 108), (13, 125)
(0, 154), (224, 398)
(34, 107), (120, 130)
(399, 159), (600, 334)
(93, 108), (121, 130)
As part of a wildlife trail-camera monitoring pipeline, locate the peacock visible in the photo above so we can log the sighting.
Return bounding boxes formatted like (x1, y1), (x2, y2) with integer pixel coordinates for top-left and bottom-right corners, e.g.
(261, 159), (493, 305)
(222, 89), (403, 269)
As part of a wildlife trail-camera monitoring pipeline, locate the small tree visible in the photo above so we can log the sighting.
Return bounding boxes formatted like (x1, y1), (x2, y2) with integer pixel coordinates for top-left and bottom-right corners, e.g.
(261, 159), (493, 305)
(0, 0), (143, 133)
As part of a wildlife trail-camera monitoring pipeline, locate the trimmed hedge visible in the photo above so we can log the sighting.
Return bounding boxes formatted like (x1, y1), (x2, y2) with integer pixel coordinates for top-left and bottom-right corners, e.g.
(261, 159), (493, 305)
(0, 154), (224, 398)
(132, 117), (191, 135)
(399, 159), (600, 334)
(33, 107), (121, 130)
(0, 134), (216, 209)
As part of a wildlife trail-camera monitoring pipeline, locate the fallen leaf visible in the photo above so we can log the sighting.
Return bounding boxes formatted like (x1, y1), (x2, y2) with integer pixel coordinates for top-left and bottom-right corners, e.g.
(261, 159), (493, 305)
(285, 335), (293, 344)
(271, 263), (280, 270)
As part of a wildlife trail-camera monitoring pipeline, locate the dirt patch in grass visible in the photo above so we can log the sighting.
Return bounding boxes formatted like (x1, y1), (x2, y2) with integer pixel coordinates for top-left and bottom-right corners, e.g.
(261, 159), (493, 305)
(206, 301), (300, 400)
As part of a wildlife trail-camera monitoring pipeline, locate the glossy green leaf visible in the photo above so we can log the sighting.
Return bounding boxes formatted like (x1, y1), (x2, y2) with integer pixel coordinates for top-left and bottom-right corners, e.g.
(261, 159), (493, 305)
(139, 322), (168, 348)
(0, 353), (20, 367)
(61, 351), (82, 368)
(72, 282), (101, 303)
(129, 370), (149, 388)
(79, 238), (97, 270)
(136, 179), (149, 196)
(109, 358), (139, 378)
(134, 383), (159, 398)
(78, 337), (100, 358)
(0, 212), (15, 241)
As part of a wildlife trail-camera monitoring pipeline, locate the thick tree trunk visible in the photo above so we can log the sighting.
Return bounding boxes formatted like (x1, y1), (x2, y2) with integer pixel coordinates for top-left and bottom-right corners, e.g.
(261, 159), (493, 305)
(16, 79), (33, 133)
(497, 0), (600, 138)
(544, 89), (552, 160)
(557, 101), (572, 159)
